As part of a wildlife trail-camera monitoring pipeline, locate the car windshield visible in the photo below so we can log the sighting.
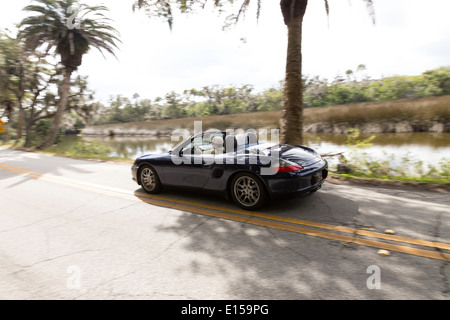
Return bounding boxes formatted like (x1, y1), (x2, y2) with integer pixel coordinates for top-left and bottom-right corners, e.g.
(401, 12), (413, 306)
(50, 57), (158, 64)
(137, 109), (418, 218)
(170, 135), (192, 153)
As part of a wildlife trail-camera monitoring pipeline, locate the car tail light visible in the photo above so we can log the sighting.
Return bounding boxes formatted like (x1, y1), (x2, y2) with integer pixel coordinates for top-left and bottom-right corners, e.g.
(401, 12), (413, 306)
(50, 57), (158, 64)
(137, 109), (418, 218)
(272, 160), (303, 173)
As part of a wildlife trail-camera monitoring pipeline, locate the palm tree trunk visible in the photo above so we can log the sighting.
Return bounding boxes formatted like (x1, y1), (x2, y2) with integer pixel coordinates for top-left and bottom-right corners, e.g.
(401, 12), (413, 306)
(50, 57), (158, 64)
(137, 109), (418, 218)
(2, 102), (13, 144)
(41, 67), (73, 148)
(16, 103), (24, 140)
(24, 103), (33, 148)
(24, 122), (32, 148)
(280, 0), (307, 145)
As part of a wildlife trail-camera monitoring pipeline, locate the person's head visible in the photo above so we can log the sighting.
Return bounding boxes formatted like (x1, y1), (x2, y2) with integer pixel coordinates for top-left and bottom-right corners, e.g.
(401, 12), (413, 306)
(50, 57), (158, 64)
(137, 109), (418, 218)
(211, 135), (224, 150)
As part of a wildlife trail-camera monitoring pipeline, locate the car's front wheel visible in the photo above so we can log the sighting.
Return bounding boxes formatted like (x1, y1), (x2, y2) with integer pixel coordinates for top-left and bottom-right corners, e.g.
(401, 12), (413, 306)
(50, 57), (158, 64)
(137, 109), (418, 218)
(139, 165), (162, 194)
(230, 173), (267, 210)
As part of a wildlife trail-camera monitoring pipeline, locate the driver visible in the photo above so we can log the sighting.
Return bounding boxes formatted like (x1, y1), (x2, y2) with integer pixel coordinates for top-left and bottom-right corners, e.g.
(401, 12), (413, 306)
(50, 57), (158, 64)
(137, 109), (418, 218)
(203, 136), (224, 155)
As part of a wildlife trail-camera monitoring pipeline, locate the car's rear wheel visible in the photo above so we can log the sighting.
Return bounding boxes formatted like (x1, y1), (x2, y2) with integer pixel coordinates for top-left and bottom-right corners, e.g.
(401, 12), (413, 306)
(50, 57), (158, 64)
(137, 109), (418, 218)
(231, 173), (267, 210)
(139, 165), (162, 194)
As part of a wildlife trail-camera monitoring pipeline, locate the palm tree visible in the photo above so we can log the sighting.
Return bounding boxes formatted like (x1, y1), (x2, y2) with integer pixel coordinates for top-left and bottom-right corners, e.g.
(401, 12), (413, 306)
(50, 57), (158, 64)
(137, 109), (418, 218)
(279, 0), (374, 144)
(134, 0), (374, 144)
(18, 0), (120, 148)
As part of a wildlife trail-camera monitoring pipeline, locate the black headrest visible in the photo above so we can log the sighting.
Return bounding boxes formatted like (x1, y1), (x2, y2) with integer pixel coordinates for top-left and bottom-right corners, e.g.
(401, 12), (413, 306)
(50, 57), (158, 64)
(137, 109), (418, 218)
(225, 135), (238, 153)
(245, 132), (258, 145)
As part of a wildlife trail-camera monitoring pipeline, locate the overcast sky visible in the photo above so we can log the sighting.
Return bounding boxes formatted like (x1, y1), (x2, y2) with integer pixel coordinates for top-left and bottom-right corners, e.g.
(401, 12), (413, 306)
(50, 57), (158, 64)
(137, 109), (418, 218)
(1, 0), (450, 102)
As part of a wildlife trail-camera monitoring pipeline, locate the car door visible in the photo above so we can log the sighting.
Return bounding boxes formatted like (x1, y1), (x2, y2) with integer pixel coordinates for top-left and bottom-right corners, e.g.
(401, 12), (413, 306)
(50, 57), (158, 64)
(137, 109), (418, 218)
(164, 136), (214, 189)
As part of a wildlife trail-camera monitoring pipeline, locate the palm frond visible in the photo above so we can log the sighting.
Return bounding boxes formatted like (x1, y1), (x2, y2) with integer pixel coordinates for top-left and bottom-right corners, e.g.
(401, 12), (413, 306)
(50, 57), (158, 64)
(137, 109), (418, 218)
(324, 0), (375, 25)
(363, 0), (376, 24)
(324, 0), (329, 16)
(236, 0), (250, 22)
(18, 0), (121, 69)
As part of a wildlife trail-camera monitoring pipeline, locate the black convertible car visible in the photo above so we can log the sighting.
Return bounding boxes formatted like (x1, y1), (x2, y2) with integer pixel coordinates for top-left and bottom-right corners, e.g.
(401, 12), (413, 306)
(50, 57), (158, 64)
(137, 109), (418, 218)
(132, 131), (328, 210)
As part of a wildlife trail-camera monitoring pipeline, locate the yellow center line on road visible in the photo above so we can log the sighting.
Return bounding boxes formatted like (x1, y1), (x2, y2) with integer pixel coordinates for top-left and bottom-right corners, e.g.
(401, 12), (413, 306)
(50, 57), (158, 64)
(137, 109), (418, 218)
(135, 191), (450, 252)
(0, 162), (43, 179)
(134, 193), (450, 261)
(1, 161), (449, 261)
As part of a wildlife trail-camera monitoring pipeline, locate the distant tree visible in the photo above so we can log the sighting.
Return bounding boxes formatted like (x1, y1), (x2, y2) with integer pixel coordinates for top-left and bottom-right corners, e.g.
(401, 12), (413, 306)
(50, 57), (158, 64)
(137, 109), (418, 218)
(256, 86), (283, 112)
(164, 91), (186, 118)
(421, 67), (450, 96)
(1, 29), (100, 147)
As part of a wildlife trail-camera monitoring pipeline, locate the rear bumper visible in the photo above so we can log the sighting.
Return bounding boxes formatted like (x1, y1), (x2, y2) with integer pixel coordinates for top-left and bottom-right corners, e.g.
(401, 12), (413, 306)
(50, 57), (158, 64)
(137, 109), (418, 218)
(265, 161), (328, 199)
(270, 179), (325, 199)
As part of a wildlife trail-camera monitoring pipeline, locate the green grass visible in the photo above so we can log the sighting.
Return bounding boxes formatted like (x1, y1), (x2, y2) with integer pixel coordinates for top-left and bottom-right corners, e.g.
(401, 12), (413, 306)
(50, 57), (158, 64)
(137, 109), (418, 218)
(43, 136), (114, 160)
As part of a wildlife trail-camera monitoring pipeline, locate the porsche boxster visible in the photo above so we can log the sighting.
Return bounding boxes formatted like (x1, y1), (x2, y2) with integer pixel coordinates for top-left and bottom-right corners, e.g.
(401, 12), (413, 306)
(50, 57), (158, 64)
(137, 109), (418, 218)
(132, 131), (328, 210)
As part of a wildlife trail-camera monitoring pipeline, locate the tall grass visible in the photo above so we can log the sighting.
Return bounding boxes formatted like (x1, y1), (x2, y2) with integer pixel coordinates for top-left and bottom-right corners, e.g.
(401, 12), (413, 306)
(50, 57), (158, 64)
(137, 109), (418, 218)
(45, 136), (113, 159)
(304, 95), (450, 125)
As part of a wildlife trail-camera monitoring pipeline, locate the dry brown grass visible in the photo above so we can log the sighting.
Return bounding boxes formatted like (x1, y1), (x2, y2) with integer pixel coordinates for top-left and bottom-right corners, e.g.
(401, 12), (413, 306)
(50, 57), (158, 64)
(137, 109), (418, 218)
(85, 95), (450, 133)
(304, 95), (450, 125)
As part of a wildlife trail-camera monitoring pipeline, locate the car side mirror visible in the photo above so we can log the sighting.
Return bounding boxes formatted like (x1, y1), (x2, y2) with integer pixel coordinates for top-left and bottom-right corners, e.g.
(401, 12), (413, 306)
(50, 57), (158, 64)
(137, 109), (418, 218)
(171, 146), (183, 157)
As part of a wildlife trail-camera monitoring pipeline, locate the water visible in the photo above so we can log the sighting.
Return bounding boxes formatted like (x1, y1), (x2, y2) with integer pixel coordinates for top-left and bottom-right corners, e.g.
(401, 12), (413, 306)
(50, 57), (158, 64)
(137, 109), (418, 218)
(83, 132), (450, 168)
(304, 132), (450, 168)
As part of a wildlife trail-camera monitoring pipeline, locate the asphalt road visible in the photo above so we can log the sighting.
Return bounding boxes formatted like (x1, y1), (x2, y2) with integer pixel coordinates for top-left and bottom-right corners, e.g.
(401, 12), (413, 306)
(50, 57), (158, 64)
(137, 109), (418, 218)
(0, 148), (449, 300)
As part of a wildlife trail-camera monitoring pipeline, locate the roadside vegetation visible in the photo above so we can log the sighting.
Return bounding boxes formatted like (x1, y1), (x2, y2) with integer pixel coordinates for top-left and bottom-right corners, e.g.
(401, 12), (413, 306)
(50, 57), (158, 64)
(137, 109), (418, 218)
(44, 136), (114, 160)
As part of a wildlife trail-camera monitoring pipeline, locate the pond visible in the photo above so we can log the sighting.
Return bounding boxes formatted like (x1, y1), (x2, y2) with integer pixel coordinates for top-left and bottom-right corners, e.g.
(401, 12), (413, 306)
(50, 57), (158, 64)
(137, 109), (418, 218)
(82, 132), (450, 170)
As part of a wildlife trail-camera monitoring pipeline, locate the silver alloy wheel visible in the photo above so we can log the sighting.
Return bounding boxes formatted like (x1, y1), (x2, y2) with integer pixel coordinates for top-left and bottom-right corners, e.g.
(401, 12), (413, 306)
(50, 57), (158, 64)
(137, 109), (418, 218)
(233, 175), (261, 207)
(141, 167), (156, 192)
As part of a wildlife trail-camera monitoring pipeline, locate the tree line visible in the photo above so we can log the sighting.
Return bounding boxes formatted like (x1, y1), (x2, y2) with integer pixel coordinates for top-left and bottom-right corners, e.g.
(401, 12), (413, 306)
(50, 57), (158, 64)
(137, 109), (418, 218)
(93, 66), (450, 125)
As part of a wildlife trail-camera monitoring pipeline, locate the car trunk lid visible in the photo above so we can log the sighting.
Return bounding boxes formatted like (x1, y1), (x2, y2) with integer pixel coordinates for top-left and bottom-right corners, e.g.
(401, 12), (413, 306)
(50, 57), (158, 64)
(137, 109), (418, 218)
(264, 144), (321, 167)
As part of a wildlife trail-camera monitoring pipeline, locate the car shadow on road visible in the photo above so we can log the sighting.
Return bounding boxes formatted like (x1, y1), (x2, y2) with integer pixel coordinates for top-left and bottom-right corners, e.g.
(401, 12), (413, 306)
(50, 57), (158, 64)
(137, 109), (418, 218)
(132, 186), (396, 299)
(133, 184), (447, 299)
(134, 183), (360, 226)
